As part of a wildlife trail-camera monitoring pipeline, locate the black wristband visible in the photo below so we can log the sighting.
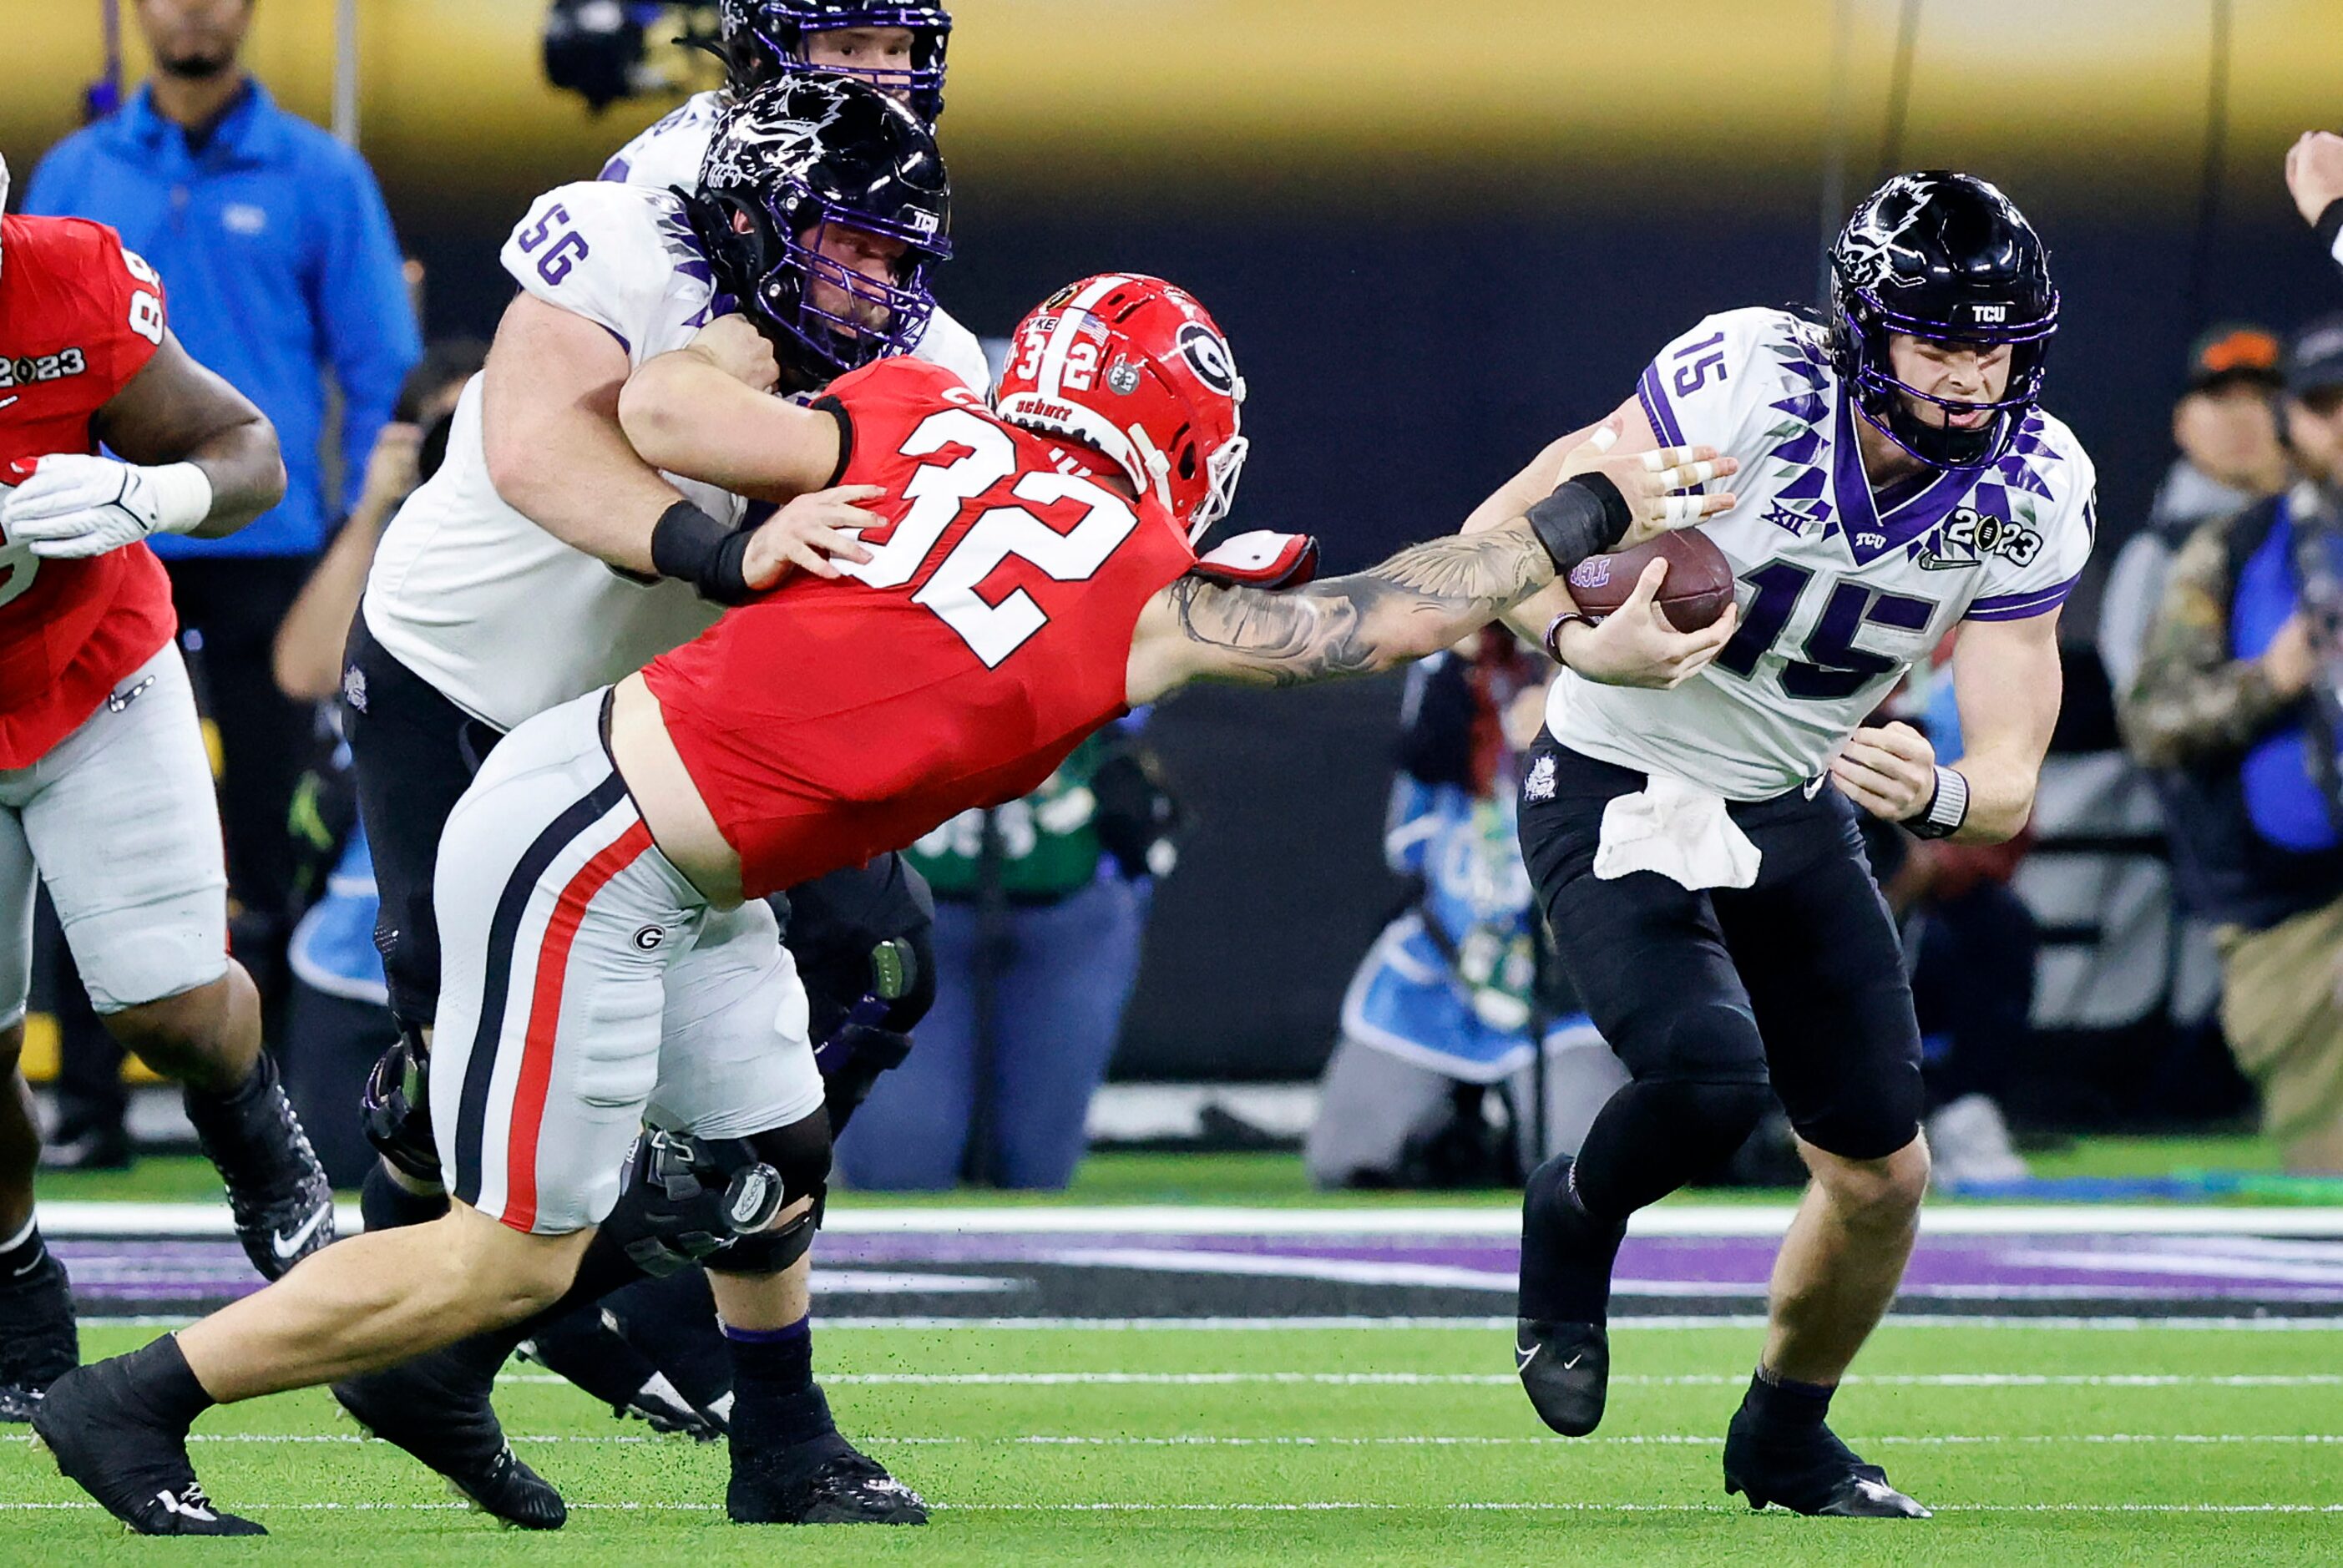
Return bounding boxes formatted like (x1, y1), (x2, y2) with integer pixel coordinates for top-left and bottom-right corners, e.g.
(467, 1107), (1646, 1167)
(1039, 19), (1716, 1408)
(650, 501), (757, 606)
(2318, 196), (2343, 263)
(1524, 474), (1633, 571)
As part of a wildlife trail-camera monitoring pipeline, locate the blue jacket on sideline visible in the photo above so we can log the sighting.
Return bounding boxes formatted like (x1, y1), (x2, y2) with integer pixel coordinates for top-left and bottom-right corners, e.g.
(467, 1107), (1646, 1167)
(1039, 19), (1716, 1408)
(26, 81), (421, 558)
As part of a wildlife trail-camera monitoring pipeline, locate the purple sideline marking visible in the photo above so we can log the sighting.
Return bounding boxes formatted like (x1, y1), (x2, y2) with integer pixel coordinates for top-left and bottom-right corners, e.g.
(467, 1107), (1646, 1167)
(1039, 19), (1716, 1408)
(51, 1229), (2343, 1307)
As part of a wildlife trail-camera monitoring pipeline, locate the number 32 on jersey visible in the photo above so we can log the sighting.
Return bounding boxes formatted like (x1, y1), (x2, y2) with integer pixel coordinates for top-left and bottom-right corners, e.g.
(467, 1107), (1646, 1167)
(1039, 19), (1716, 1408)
(845, 407), (1139, 668)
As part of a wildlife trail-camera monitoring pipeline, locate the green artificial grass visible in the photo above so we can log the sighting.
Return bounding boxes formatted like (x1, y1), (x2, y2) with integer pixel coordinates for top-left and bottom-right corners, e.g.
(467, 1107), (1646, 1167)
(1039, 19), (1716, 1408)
(8, 1322), (2339, 1565)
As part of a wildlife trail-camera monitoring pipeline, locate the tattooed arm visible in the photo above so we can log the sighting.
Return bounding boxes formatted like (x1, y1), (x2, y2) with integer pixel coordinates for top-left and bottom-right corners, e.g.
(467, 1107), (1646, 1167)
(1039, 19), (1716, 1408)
(1124, 442), (1740, 705)
(1126, 518), (1559, 702)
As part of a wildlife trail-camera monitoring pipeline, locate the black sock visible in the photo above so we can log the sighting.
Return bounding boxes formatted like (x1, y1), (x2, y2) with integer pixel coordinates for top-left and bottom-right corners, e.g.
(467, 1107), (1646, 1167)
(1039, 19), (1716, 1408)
(1518, 1155), (1627, 1323)
(1743, 1363), (1834, 1431)
(0, 1216), (46, 1279)
(184, 1053), (271, 1115)
(360, 1162), (449, 1232)
(124, 1334), (217, 1430)
(726, 1318), (828, 1449)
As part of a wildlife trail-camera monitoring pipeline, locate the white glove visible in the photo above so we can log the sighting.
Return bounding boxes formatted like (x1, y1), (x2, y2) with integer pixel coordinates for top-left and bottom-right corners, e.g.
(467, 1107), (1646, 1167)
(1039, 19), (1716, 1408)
(0, 453), (213, 560)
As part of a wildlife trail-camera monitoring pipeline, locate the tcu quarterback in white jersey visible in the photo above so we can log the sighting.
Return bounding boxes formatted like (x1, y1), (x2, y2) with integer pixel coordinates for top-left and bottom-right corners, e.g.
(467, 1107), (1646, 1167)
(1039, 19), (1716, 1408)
(601, 0), (988, 394)
(1482, 173), (2087, 1521)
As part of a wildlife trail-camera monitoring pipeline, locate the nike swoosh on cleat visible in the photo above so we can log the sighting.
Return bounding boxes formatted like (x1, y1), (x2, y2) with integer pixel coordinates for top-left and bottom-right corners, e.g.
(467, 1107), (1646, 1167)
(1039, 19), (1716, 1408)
(1515, 1342), (1541, 1371)
(1562, 1353), (1584, 1369)
(9, 1256), (41, 1277)
(271, 1203), (331, 1260)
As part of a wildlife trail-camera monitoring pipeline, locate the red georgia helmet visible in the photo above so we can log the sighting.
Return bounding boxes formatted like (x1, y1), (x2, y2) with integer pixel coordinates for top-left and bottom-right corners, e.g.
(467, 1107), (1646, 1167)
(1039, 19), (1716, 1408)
(992, 274), (1248, 542)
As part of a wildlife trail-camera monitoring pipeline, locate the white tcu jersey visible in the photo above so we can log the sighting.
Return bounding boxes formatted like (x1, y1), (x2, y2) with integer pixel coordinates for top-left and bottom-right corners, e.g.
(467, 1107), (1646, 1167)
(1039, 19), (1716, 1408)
(1546, 306), (2096, 799)
(600, 88), (992, 395)
(363, 181), (743, 731)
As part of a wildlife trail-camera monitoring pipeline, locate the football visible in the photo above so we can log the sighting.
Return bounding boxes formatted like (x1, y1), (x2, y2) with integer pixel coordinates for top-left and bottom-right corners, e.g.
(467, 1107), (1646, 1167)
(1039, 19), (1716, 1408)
(1562, 529), (1736, 633)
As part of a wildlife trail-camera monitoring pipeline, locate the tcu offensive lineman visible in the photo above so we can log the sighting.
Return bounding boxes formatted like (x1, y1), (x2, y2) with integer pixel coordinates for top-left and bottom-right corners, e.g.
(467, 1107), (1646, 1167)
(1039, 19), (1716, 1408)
(0, 156), (332, 1421)
(1482, 173), (2090, 1517)
(41, 270), (1735, 1537)
(499, 0), (976, 1431)
(603, 3), (986, 392)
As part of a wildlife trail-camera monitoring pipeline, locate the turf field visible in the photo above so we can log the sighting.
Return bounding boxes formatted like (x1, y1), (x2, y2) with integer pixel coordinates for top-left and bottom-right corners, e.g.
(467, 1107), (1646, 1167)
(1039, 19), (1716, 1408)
(12, 1146), (2343, 1562)
(7, 1319), (2341, 1564)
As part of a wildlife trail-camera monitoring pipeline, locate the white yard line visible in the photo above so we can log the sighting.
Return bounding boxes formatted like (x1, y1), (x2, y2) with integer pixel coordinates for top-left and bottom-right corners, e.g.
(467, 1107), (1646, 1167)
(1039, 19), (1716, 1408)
(673, 1370), (2343, 1388)
(38, 1201), (2343, 1239)
(9, 1432), (2341, 1448)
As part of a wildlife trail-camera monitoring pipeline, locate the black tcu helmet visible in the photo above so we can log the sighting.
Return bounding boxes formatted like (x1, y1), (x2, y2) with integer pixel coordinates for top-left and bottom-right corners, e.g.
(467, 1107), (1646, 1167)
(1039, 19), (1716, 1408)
(716, 0), (952, 121)
(686, 74), (950, 388)
(1829, 171), (2059, 468)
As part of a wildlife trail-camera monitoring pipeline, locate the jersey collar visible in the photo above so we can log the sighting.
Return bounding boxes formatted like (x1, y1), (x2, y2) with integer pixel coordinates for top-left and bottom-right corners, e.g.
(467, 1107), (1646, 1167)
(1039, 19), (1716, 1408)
(1829, 388), (1982, 565)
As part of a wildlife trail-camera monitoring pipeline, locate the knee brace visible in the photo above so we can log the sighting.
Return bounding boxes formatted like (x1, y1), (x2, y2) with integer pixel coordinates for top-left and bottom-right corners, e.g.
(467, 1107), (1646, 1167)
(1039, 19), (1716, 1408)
(707, 1115), (834, 1278)
(601, 1130), (793, 1278)
(360, 1031), (441, 1186)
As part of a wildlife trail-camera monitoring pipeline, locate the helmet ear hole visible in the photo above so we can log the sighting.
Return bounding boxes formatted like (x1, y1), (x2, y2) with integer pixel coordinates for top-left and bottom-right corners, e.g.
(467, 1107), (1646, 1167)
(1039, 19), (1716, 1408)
(1177, 443), (1198, 482)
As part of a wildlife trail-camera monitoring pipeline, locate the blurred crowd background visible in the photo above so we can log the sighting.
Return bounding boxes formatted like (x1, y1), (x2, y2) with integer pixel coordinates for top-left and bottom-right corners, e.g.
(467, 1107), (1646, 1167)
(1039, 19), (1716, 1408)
(8, 0), (2343, 1192)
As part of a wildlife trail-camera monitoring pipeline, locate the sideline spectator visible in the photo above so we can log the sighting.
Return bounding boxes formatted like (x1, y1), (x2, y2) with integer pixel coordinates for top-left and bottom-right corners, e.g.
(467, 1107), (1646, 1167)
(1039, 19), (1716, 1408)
(26, 0), (421, 951)
(837, 726), (1177, 1191)
(2098, 326), (2289, 698)
(2120, 316), (2343, 1175)
(270, 342), (484, 1185)
(1308, 634), (1622, 1190)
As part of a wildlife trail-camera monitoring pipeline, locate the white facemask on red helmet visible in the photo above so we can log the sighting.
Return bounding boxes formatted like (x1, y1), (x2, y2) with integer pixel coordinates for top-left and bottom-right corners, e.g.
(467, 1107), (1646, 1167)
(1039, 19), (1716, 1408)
(992, 274), (1248, 544)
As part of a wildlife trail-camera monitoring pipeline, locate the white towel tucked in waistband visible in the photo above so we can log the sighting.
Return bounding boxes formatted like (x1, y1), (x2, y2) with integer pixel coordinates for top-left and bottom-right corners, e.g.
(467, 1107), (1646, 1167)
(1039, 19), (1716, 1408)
(1592, 772), (1762, 891)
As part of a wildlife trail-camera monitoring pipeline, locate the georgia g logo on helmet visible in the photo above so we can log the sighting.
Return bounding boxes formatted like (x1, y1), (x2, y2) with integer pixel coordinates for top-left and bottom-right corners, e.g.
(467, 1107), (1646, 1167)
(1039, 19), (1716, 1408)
(1177, 323), (1237, 397)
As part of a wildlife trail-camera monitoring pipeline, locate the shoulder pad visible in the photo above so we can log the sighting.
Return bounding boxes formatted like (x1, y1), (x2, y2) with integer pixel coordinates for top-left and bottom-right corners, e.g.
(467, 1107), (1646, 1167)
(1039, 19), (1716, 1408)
(1188, 531), (1320, 589)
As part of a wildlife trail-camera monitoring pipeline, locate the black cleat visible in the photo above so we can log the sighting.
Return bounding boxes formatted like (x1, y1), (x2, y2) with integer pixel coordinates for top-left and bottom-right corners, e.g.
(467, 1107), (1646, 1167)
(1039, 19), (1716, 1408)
(1516, 1156), (1626, 1435)
(334, 1353), (567, 1529)
(185, 1053), (337, 1282)
(519, 1308), (723, 1439)
(31, 1359), (264, 1535)
(1722, 1401), (1931, 1518)
(0, 1252), (79, 1423)
(727, 1388), (926, 1525)
(1514, 1319), (1609, 1437)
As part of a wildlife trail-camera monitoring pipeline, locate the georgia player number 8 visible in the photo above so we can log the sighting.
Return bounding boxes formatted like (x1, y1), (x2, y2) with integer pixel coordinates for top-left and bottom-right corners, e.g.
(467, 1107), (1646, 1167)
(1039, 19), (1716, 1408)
(844, 407), (1141, 668)
(123, 248), (165, 346)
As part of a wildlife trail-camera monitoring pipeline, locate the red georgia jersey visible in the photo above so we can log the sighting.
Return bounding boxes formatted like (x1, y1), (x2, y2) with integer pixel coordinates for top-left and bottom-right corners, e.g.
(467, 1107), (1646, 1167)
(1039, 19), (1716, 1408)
(0, 213), (176, 767)
(645, 357), (1199, 898)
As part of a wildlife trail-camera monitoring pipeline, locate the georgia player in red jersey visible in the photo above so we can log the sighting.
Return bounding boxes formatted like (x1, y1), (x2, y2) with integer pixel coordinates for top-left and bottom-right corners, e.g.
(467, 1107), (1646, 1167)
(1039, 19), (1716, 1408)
(39, 271), (1733, 1535)
(0, 153), (332, 1427)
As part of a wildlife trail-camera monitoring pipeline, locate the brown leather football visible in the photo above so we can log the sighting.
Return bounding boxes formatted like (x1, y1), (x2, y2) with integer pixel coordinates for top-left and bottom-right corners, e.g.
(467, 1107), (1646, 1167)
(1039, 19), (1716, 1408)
(1562, 529), (1736, 633)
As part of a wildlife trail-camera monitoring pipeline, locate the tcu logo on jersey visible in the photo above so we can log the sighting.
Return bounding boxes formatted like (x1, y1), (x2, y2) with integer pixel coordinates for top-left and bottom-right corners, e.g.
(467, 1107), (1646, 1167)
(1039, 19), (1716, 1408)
(1942, 505), (2042, 567)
